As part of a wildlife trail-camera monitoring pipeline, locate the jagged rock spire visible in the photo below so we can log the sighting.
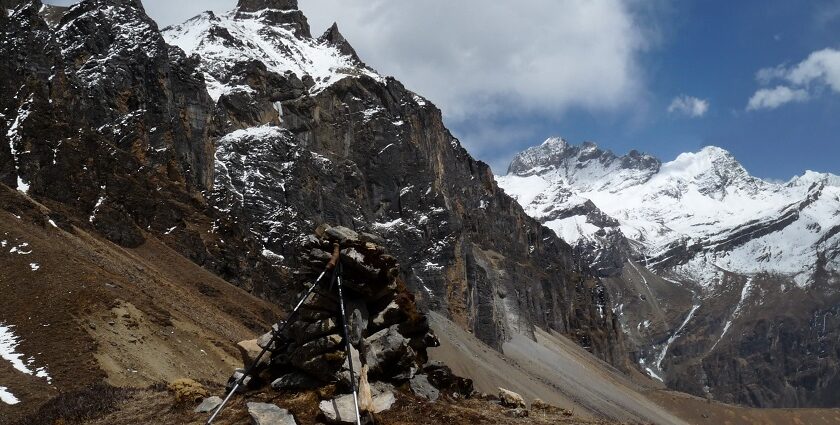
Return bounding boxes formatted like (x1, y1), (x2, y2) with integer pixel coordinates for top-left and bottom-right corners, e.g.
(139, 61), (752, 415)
(319, 22), (364, 66)
(237, 0), (298, 13)
(235, 0), (310, 38)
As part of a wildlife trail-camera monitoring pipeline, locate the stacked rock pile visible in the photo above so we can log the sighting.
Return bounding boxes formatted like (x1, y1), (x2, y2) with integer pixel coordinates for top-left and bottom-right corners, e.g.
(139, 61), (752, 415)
(230, 225), (472, 423)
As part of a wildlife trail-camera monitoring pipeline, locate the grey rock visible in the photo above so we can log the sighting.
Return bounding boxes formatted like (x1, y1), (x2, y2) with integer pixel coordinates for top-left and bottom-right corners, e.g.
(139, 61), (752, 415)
(229, 369), (253, 392)
(505, 408), (529, 418)
(336, 343), (362, 387)
(319, 394), (358, 424)
(409, 374), (439, 401)
(247, 402), (297, 425)
(363, 325), (416, 378)
(498, 387), (526, 409)
(344, 297), (369, 346)
(319, 391), (396, 423)
(325, 226), (359, 243)
(194, 396), (223, 413)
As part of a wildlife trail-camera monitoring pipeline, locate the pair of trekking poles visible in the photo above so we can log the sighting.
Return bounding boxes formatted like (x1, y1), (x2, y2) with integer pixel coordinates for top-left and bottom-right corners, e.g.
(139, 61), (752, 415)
(206, 244), (362, 425)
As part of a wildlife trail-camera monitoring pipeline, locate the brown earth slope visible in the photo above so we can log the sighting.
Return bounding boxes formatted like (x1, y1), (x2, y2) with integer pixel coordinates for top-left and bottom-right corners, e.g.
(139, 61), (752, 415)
(0, 185), (281, 424)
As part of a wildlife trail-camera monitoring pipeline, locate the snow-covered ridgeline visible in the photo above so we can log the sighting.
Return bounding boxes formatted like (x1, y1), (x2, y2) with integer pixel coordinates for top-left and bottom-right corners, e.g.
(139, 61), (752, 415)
(498, 140), (840, 287)
(162, 9), (381, 101)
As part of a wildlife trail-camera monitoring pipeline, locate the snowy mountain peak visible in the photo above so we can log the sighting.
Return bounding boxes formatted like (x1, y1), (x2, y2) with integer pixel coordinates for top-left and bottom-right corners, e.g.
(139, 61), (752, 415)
(658, 145), (761, 199)
(318, 22), (364, 65)
(790, 170), (840, 188)
(163, 4), (380, 102)
(499, 139), (840, 289)
(506, 138), (660, 192)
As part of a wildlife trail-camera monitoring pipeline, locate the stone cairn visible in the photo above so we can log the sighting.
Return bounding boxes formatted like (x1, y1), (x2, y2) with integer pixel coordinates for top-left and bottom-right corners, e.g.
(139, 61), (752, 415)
(230, 225), (472, 423)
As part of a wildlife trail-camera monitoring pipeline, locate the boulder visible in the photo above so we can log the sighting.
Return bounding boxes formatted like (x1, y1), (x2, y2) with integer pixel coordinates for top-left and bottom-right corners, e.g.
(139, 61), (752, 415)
(363, 325), (416, 379)
(325, 226), (359, 243)
(371, 390), (396, 413)
(247, 402), (297, 425)
(423, 361), (473, 397)
(237, 339), (268, 367)
(319, 391), (396, 423)
(319, 394), (359, 424)
(409, 374), (439, 401)
(340, 247), (381, 278)
(293, 334), (342, 360)
(498, 387), (526, 409)
(297, 352), (347, 382)
(194, 396), (222, 413)
(289, 318), (337, 344)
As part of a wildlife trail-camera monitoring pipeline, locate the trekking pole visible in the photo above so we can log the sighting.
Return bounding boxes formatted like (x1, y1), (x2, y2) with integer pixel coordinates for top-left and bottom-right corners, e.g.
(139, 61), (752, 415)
(206, 244), (341, 425)
(334, 260), (363, 425)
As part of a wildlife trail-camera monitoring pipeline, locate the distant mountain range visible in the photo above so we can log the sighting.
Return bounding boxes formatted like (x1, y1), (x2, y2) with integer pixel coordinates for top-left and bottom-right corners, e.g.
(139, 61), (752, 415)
(499, 138), (840, 407)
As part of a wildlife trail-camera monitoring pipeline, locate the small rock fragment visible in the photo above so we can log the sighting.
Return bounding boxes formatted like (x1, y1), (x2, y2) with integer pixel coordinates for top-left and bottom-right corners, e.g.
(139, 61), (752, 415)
(247, 402), (297, 425)
(194, 396), (223, 413)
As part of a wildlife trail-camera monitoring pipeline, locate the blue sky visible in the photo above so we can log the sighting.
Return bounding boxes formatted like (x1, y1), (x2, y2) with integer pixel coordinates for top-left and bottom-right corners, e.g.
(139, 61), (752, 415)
(444, 0), (840, 179)
(47, 0), (840, 179)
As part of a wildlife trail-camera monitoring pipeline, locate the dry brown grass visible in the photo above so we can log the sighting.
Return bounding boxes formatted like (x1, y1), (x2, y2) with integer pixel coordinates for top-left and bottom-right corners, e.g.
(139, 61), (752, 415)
(12, 384), (136, 425)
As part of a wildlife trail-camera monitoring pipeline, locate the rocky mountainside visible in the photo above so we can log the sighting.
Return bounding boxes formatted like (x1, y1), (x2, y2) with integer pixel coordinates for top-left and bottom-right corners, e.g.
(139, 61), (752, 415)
(160, 0), (626, 361)
(498, 138), (840, 407)
(1, 0), (628, 417)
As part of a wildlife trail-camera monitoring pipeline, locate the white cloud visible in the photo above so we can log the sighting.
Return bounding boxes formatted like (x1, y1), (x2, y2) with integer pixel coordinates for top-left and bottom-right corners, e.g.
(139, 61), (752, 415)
(746, 86), (809, 111)
(748, 48), (840, 111)
(300, 0), (656, 122)
(667, 95), (709, 117)
(784, 48), (840, 91)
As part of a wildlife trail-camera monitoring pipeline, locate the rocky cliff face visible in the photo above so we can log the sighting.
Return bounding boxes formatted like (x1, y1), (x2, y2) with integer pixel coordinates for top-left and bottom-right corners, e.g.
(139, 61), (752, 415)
(499, 138), (840, 407)
(162, 0), (626, 364)
(1, 0), (627, 383)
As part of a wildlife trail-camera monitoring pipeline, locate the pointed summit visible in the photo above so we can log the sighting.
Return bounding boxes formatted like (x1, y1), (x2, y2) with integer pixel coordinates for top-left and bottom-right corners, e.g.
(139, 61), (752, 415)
(318, 22), (364, 65)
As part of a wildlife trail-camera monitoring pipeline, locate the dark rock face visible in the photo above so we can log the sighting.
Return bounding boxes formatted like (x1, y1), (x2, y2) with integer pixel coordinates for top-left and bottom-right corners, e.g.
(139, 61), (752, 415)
(657, 275), (840, 408)
(211, 72), (626, 364)
(236, 0), (310, 37)
(238, 0), (298, 12)
(0, 0), (276, 293)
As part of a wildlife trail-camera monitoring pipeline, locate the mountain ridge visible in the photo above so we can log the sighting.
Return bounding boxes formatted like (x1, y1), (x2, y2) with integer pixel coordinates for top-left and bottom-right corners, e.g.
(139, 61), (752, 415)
(499, 137), (840, 407)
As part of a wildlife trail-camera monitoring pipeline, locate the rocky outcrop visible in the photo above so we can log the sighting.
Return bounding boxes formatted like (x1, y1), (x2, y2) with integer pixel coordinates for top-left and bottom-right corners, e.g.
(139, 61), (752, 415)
(227, 228), (472, 421)
(244, 227), (438, 384)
